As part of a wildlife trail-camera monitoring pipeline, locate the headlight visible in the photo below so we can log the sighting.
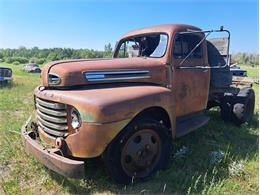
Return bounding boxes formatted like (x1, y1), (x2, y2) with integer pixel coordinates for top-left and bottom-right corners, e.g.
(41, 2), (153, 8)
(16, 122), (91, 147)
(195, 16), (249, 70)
(71, 108), (81, 129)
(48, 73), (61, 85)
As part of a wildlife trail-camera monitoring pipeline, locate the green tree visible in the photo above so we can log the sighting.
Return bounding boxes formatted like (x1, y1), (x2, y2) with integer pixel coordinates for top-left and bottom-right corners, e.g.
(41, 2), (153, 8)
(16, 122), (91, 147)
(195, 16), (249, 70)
(104, 43), (113, 58)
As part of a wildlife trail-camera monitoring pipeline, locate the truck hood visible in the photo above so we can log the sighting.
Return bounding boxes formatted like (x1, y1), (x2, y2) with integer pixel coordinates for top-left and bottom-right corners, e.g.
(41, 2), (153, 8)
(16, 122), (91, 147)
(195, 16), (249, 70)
(41, 58), (168, 87)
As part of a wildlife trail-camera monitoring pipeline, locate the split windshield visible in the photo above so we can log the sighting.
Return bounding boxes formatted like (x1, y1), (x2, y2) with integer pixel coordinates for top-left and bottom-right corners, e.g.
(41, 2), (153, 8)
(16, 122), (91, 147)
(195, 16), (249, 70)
(115, 34), (168, 58)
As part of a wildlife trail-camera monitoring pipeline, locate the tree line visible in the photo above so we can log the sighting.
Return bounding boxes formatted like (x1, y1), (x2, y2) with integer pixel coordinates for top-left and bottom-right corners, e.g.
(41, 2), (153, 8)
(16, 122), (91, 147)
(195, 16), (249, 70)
(232, 52), (259, 66)
(0, 43), (113, 65)
(0, 44), (258, 67)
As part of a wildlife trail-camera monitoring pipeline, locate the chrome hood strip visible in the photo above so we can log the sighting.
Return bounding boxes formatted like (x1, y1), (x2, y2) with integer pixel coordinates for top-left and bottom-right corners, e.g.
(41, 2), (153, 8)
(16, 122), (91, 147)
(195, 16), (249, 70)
(85, 70), (150, 82)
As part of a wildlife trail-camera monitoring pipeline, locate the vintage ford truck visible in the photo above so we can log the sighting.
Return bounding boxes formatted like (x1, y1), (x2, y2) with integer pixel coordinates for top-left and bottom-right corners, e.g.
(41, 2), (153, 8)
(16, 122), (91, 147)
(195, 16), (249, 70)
(21, 24), (255, 184)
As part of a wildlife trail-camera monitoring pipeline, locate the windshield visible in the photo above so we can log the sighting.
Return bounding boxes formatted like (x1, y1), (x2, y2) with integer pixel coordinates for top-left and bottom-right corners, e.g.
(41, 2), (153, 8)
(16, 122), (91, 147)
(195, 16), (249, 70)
(115, 34), (168, 58)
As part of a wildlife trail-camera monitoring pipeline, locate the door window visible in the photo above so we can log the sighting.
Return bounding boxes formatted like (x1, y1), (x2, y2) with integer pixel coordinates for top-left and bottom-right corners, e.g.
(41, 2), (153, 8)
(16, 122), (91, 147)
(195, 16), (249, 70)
(173, 34), (203, 59)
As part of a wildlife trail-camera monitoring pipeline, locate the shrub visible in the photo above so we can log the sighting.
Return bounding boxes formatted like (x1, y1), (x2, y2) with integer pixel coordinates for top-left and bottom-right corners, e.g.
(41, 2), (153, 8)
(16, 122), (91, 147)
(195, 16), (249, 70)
(13, 61), (20, 65)
(5, 58), (12, 63)
(12, 57), (28, 64)
(29, 58), (45, 64)
(5, 57), (28, 64)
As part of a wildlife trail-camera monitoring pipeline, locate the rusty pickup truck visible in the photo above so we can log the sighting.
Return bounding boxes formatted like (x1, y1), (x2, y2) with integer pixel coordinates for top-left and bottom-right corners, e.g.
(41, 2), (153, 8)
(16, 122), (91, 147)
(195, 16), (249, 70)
(21, 24), (255, 184)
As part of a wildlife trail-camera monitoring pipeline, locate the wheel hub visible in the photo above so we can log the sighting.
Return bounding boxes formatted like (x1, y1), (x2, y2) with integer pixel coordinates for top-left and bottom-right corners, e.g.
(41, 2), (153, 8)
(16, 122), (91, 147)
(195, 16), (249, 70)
(121, 129), (161, 178)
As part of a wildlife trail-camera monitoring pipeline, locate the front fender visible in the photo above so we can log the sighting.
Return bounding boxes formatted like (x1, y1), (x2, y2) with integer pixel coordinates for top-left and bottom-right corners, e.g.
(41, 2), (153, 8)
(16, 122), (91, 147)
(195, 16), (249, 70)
(35, 85), (174, 158)
(94, 85), (174, 125)
(35, 85), (174, 124)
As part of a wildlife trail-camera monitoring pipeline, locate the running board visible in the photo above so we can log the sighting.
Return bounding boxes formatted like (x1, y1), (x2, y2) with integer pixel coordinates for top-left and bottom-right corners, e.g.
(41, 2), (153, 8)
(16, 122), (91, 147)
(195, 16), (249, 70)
(175, 112), (209, 138)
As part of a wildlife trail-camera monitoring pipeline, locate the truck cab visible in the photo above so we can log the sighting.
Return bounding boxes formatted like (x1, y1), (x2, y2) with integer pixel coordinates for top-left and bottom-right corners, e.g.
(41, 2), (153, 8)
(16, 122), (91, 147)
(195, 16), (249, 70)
(21, 24), (255, 184)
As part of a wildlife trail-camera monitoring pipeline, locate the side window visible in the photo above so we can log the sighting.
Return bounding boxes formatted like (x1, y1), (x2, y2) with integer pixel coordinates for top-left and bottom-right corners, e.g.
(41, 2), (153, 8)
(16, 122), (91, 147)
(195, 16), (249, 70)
(117, 41), (140, 58)
(173, 34), (203, 59)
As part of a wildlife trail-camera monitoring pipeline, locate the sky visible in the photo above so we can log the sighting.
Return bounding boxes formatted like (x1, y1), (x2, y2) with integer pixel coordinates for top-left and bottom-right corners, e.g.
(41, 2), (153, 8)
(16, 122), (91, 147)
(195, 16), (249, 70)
(0, 0), (259, 53)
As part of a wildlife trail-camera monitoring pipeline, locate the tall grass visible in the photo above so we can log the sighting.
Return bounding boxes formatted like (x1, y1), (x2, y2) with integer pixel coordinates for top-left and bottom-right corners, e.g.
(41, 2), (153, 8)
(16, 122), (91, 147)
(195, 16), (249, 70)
(0, 63), (258, 194)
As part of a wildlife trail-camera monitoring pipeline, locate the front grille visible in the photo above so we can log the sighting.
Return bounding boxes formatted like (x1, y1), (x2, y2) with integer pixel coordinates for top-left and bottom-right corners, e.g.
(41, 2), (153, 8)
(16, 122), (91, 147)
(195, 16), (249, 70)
(0, 69), (11, 77)
(35, 97), (68, 137)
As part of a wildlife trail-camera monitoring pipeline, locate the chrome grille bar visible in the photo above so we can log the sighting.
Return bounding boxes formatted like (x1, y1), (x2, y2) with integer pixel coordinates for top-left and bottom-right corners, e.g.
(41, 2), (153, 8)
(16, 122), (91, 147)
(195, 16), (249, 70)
(37, 116), (68, 130)
(38, 122), (68, 137)
(36, 104), (67, 116)
(36, 98), (66, 109)
(36, 110), (67, 123)
(35, 97), (68, 137)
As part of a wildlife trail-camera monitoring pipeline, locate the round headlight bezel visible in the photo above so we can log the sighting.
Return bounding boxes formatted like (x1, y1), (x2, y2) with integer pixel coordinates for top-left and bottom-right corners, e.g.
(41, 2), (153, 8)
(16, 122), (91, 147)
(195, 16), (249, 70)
(71, 108), (81, 129)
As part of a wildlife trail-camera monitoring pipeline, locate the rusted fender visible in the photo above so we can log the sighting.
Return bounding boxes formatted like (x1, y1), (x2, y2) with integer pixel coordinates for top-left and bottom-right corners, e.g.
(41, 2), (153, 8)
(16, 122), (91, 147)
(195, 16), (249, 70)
(37, 115), (132, 158)
(21, 116), (85, 178)
(35, 85), (175, 158)
(35, 84), (174, 124)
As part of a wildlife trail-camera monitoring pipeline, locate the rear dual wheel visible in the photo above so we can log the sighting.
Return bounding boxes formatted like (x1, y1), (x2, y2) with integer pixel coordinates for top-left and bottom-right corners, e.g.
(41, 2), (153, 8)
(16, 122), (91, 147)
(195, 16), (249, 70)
(220, 87), (255, 125)
(232, 87), (255, 125)
(103, 118), (171, 184)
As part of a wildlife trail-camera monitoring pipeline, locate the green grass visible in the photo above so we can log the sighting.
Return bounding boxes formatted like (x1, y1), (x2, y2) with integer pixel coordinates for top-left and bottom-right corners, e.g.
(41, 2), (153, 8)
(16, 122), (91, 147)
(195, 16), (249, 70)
(0, 63), (258, 194)
(240, 64), (259, 79)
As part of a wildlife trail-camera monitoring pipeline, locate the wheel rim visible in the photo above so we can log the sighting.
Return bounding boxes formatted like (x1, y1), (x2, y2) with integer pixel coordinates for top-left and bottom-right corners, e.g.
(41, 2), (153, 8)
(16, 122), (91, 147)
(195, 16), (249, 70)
(121, 129), (162, 178)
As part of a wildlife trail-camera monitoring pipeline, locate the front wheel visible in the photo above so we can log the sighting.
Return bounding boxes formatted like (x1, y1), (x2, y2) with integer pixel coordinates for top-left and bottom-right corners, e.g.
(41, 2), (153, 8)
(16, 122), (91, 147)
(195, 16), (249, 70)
(102, 118), (172, 184)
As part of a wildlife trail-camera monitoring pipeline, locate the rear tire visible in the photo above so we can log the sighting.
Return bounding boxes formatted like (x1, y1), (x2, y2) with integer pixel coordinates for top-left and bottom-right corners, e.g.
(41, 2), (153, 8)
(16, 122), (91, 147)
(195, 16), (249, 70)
(220, 87), (255, 125)
(232, 87), (255, 125)
(102, 118), (172, 184)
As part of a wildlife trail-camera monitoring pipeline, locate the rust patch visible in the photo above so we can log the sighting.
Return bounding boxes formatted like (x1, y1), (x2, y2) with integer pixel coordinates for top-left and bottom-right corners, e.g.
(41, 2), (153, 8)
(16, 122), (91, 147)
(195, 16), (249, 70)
(179, 83), (189, 99)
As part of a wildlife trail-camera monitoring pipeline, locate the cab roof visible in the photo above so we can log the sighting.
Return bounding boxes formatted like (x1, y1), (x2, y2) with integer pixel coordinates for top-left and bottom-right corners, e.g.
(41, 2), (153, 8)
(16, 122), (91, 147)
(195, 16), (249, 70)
(120, 24), (201, 39)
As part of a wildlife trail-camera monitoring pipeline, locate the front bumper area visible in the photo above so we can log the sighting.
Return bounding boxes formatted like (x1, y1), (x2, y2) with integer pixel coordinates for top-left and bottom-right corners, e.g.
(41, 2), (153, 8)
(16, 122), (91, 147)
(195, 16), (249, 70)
(21, 116), (85, 178)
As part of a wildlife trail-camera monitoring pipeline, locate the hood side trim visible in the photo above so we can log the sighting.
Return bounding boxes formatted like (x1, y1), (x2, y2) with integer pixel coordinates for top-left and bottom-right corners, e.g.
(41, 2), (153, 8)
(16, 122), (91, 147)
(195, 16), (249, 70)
(85, 70), (150, 82)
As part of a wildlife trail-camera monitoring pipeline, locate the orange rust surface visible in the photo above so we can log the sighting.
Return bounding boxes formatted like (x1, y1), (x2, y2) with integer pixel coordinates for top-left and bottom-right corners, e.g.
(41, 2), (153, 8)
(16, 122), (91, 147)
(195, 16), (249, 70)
(41, 58), (167, 87)
(120, 24), (200, 40)
(35, 85), (173, 123)
(41, 24), (200, 88)
(21, 122), (85, 178)
(35, 84), (174, 157)
(170, 35), (210, 116)
(65, 120), (131, 158)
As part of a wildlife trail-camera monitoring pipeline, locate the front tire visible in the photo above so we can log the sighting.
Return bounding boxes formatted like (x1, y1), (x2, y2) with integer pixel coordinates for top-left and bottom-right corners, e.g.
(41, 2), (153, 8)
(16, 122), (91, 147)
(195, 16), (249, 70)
(102, 118), (172, 184)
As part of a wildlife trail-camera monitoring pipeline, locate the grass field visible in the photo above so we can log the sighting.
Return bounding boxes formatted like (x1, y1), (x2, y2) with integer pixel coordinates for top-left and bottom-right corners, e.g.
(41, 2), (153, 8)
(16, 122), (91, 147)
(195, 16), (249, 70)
(0, 63), (258, 194)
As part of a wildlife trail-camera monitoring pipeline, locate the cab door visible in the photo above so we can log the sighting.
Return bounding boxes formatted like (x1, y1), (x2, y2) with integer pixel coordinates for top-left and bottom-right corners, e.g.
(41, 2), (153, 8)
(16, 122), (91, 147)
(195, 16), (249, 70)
(171, 32), (210, 117)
